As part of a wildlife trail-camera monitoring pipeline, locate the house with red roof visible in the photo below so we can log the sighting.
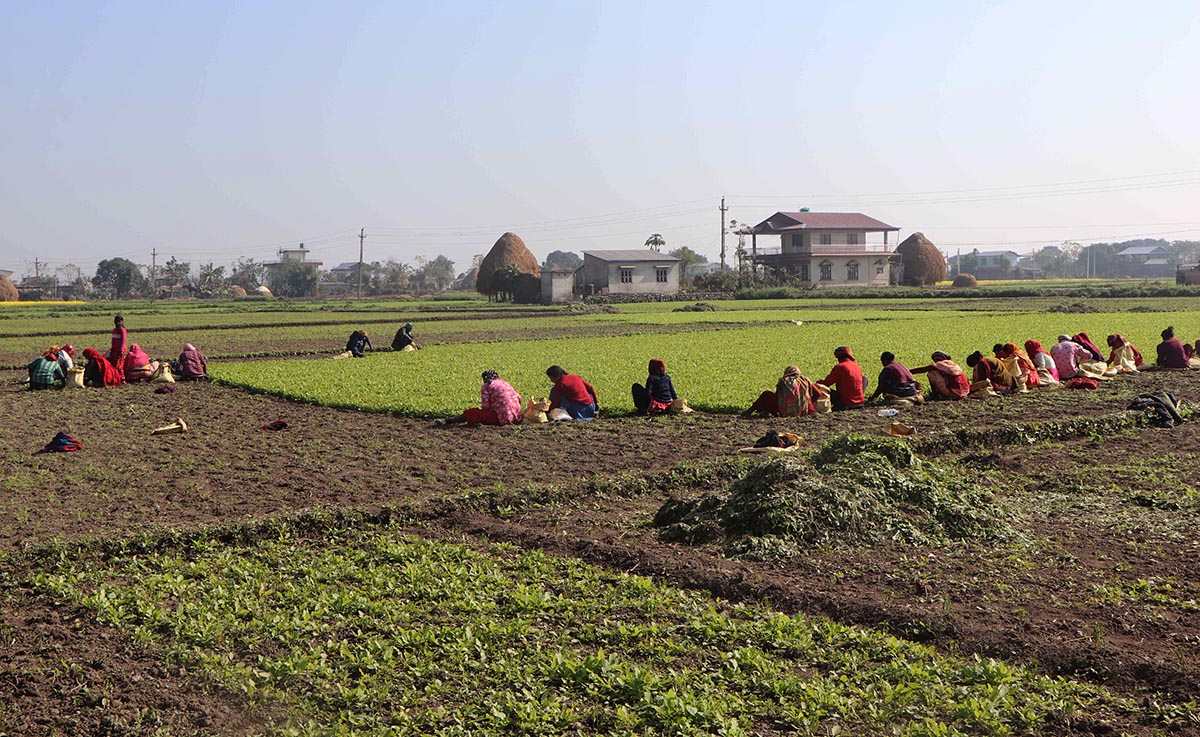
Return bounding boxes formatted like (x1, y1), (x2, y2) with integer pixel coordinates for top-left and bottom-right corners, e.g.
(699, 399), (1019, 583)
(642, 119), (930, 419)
(750, 212), (900, 286)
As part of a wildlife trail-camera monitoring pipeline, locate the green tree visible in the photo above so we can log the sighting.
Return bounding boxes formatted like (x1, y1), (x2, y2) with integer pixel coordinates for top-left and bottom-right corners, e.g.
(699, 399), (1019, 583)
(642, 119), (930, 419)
(644, 234), (666, 252)
(229, 258), (266, 291)
(271, 261), (319, 297)
(161, 256), (191, 296)
(957, 250), (980, 277)
(419, 255), (456, 292)
(543, 250), (583, 271)
(192, 263), (227, 298)
(94, 258), (148, 299)
(668, 246), (707, 282)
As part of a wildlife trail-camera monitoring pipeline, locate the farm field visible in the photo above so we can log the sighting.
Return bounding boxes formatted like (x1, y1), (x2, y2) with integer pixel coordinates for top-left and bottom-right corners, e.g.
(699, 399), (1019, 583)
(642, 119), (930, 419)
(2, 296), (1200, 736)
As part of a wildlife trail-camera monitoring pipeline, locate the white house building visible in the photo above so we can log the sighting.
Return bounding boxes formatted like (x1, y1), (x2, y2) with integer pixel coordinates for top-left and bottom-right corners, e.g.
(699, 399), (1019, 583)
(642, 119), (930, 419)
(578, 250), (681, 295)
(750, 212), (900, 286)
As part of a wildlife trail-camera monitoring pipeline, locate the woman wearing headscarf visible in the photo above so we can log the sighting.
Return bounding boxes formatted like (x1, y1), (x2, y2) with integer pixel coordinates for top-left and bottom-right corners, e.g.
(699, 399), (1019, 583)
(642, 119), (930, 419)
(1024, 340), (1060, 385)
(821, 346), (866, 410)
(1106, 334), (1143, 373)
(82, 347), (123, 387)
(178, 343), (208, 380)
(55, 344), (75, 372)
(742, 365), (819, 417)
(392, 322), (419, 351)
(28, 348), (65, 390)
(1156, 326), (1194, 369)
(1050, 335), (1099, 379)
(997, 342), (1040, 389)
(122, 344), (159, 382)
(910, 351), (971, 399)
(436, 369), (522, 426)
(632, 358), (677, 415)
(1072, 332), (1104, 362)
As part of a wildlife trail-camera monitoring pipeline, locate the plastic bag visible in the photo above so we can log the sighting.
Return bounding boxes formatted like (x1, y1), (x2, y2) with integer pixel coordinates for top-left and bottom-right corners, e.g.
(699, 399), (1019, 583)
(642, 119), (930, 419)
(150, 363), (176, 384)
(523, 397), (550, 423)
(548, 408), (572, 422)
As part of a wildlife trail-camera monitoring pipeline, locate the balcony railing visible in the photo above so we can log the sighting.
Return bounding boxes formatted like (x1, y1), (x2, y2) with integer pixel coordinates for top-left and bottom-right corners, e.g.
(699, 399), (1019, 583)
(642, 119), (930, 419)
(751, 244), (893, 257)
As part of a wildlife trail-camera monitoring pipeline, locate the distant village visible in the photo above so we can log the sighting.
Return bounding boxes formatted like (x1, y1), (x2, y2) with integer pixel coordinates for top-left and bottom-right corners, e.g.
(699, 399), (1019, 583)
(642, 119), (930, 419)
(4, 210), (1200, 302)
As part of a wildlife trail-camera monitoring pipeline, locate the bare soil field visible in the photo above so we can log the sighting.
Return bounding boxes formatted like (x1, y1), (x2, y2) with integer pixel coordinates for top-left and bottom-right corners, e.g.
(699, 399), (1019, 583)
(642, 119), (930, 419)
(2, 369), (1200, 735)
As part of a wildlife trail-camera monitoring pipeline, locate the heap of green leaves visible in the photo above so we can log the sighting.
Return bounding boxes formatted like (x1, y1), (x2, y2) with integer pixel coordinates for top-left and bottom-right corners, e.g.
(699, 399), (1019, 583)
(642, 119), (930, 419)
(31, 528), (1161, 736)
(656, 435), (1011, 559)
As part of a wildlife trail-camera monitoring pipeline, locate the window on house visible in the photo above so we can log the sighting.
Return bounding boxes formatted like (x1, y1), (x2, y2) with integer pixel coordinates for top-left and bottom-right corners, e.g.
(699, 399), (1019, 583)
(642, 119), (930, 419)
(846, 261), (859, 281)
(819, 234), (832, 245)
(875, 260), (885, 275)
(819, 261), (832, 281)
(620, 268), (633, 284)
(800, 263), (810, 281)
(656, 268), (668, 283)
(847, 233), (858, 245)
(792, 235), (804, 249)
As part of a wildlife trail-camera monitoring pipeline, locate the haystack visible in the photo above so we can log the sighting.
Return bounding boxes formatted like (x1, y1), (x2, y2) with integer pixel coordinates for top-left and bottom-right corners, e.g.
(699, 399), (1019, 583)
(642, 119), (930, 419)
(952, 273), (978, 288)
(254, 285), (273, 297)
(895, 232), (947, 286)
(476, 232), (541, 302)
(0, 274), (17, 302)
(230, 285), (248, 297)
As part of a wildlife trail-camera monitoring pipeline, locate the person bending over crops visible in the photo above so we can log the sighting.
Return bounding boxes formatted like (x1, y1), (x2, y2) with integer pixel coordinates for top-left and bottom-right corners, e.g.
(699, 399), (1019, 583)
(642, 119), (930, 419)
(868, 352), (924, 405)
(55, 344), (75, 372)
(742, 364), (820, 417)
(911, 351), (970, 399)
(392, 322), (419, 351)
(122, 344), (159, 382)
(178, 343), (208, 380)
(966, 350), (1016, 394)
(28, 348), (65, 390)
(997, 342), (1039, 389)
(436, 369), (522, 427)
(82, 347), (123, 387)
(1106, 334), (1142, 373)
(632, 358), (677, 415)
(1023, 340), (1060, 385)
(546, 365), (598, 420)
(821, 346), (866, 411)
(1051, 335), (1101, 379)
(345, 330), (372, 358)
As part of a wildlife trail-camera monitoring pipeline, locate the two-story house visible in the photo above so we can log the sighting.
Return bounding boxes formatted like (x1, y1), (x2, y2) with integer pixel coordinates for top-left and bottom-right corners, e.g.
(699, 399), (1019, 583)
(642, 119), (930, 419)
(749, 212), (900, 286)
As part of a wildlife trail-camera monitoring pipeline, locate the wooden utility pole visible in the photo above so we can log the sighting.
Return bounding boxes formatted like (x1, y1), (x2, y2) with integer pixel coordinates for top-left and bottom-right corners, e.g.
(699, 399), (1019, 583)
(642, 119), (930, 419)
(719, 197), (728, 272)
(151, 249), (157, 299)
(357, 228), (366, 299)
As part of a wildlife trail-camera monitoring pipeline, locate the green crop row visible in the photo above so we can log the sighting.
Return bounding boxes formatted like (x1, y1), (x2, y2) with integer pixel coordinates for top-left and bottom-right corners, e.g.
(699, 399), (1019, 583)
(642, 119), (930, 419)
(211, 312), (1186, 416)
(32, 529), (1160, 736)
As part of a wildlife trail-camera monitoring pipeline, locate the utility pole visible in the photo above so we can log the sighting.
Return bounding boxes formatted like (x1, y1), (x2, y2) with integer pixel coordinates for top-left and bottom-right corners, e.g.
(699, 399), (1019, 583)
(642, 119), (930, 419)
(357, 228), (366, 299)
(33, 258), (42, 281)
(719, 197), (728, 272)
(151, 249), (158, 299)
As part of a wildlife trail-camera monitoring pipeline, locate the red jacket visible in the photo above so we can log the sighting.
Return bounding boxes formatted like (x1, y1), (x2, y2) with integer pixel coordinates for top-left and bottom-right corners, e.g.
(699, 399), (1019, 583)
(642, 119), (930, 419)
(550, 373), (597, 408)
(822, 360), (865, 406)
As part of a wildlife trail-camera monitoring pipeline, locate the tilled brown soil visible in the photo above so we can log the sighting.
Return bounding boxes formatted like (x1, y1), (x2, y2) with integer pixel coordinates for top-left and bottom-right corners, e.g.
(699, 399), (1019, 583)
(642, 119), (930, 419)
(2, 371), (1200, 735)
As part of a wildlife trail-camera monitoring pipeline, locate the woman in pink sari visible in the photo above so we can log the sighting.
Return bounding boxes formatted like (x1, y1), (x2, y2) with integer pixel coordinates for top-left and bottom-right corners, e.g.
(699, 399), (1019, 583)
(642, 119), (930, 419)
(122, 344), (160, 382)
(1024, 340), (1060, 385)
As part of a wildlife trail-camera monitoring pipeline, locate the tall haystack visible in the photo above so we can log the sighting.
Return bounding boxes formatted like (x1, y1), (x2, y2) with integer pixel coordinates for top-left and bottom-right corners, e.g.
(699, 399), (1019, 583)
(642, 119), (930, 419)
(476, 232), (542, 302)
(895, 232), (947, 286)
(0, 274), (18, 302)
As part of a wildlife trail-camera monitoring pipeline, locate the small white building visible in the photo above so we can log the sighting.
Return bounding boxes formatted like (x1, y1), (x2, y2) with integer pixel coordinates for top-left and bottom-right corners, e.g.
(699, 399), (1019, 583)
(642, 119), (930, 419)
(541, 268), (577, 304)
(579, 250), (681, 295)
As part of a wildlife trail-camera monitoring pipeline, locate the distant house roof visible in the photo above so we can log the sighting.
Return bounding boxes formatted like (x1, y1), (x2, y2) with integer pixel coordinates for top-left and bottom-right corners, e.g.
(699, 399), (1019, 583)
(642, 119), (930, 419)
(1117, 245), (1171, 256)
(583, 250), (681, 262)
(1143, 258), (1170, 266)
(332, 262), (360, 271)
(975, 250), (1022, 258)
(753, 212), (899, 234)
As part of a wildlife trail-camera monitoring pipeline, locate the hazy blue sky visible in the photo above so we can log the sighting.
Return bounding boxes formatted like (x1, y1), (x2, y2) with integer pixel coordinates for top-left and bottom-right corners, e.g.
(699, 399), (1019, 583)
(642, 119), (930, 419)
(3, 0), (1199, 279)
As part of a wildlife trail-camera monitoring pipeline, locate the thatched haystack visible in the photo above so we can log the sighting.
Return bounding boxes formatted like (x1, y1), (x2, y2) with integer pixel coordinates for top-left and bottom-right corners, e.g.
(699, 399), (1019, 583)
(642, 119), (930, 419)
(254, 285), (273, 297)
(895, 232), (946, 286)
(476, 232), (541, 302)
(230, 285), (248, 297)
(952, 273), (978, 288)
(0, 274), (18, 302)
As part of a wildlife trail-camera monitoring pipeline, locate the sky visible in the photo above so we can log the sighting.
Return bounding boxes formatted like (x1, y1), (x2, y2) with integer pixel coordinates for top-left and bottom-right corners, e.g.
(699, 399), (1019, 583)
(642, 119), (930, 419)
(3, 0), (1200, 280)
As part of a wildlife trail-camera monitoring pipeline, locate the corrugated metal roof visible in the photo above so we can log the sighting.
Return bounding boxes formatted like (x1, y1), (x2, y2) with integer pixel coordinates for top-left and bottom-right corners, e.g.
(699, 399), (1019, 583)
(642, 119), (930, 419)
(1143, 258), (1170, 265)
(1116, 245), (1170, 256)
(583, 250), (681, 262)
(754, 212), (899, 233)
(332, 262), (360, 271)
